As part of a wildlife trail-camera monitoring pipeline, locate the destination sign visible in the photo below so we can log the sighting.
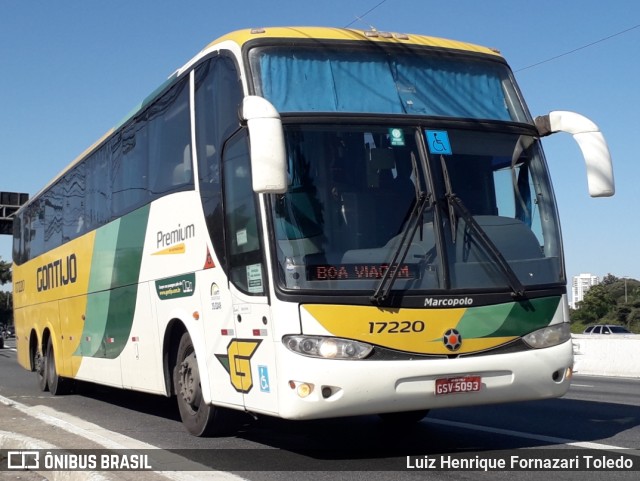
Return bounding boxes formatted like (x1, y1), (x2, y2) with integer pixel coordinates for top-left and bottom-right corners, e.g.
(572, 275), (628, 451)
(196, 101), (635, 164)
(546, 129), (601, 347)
(307, 263), (418, 281)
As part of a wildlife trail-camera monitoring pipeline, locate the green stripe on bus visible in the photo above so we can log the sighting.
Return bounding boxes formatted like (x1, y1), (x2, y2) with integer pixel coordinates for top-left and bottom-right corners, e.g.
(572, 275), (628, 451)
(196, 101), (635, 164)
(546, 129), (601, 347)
(456, 297), (561, 339)
(78, 205), (150, 359)
(490, 297), (561, 337)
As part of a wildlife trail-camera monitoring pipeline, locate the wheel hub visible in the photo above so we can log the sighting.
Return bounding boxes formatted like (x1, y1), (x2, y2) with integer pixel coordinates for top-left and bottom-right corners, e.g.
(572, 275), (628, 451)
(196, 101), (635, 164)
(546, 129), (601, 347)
(178, 352), (201, 409)
(34, 351), (45, 377)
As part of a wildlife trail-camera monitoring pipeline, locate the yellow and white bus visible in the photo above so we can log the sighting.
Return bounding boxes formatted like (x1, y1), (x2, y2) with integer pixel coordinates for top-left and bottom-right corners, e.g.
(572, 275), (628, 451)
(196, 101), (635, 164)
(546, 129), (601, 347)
(12, 27), (614, 436)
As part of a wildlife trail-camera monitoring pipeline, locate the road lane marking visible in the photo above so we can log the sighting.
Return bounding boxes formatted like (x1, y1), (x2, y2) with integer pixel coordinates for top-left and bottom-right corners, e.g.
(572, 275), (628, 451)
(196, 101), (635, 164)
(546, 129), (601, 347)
(0, 394), (244, 481)
(426, 417), (638, 451)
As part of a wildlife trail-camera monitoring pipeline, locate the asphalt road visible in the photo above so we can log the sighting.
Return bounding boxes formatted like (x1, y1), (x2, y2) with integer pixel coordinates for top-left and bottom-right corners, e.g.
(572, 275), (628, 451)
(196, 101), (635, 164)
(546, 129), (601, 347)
(1, 337), (639, 481)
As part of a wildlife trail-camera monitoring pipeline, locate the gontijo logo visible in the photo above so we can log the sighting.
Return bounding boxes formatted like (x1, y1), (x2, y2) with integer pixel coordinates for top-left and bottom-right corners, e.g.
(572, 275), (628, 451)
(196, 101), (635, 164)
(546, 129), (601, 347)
(36, 254), (78, 292)
(215, 339), (262, 393)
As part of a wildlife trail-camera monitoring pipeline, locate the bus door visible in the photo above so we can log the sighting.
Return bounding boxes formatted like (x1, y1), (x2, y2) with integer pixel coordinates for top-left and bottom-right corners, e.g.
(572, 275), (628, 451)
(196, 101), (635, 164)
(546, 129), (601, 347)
(223, 130), (278, 414)
(227, 285), (277, 414)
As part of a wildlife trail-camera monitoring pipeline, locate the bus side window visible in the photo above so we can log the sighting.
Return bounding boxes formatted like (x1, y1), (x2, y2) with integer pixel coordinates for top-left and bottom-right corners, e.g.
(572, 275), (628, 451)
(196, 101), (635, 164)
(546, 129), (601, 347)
(147, 78), (192, 196)
(223, 129), (265, 295)
(111, 118), (150, 217)
(62, 161), (86, 240)
(195, 54), (244, 270)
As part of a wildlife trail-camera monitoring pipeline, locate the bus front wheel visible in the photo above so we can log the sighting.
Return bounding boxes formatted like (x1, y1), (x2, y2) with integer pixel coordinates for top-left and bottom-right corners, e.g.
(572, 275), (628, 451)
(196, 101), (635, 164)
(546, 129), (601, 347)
(174, 332), (222, 436)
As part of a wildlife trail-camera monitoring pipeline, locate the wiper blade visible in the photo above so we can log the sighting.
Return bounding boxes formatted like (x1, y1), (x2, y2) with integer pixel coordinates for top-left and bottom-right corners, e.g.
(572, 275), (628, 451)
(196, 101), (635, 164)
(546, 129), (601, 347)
(370, 190), (431, 305)
(446, 192), (527, 300)
(439, 154), (526, 299)
(440, 156), (457, 241)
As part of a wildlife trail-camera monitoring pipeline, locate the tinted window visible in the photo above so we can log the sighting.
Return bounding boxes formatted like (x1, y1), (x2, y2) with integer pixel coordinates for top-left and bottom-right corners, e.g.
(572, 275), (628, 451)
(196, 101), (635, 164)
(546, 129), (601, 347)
(44, 181), (64, 251)
(112, 119), (149, 217)
(223, 130), (265, 295)
(62, 161), (86, 241)
(148, 79), (192, 195)
(13, 77), (194, 264)
(85, 146), (111, 228)
(195, 54), (243, 269)
(609, 326), (630, 334)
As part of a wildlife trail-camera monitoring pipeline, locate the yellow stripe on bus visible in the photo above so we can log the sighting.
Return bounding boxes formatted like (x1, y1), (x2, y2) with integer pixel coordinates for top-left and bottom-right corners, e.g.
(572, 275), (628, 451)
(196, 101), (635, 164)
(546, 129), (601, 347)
(302, 304), (517, 355)
(205, 27), (501, 57)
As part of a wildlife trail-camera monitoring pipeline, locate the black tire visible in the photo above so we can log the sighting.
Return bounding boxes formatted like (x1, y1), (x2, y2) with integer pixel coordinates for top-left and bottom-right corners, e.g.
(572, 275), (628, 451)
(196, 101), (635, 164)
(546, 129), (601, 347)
(378, 409), (430, 425)
(45, 337), (72, 395)
(35, 348), (48, 392)
(173, 332), (233, 436)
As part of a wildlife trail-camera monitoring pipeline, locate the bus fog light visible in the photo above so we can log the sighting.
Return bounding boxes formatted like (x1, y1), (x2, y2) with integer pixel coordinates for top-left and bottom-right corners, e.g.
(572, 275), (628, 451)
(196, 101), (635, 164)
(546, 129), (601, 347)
(283, 335), (373, 359)
(523, 323), (571, 349)
(297, 383), (313, 398)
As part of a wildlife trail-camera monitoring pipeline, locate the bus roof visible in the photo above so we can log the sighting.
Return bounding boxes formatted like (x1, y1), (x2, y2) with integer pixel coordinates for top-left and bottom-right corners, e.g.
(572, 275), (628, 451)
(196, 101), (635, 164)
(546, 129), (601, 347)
(113, 26), (504, 153)
(203, 26), (502, 58)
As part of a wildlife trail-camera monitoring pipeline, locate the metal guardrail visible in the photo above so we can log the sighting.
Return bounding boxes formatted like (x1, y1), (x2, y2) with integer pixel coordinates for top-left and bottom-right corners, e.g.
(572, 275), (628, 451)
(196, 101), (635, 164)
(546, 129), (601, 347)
(572, 334), (640, 378)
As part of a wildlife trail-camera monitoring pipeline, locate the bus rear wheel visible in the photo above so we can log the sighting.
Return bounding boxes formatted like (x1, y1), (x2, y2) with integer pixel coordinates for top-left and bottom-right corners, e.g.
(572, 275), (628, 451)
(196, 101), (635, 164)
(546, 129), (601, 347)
(35, 349), (48, 392)
(173, 332), (232, 436)
(45, 337), (72, 395)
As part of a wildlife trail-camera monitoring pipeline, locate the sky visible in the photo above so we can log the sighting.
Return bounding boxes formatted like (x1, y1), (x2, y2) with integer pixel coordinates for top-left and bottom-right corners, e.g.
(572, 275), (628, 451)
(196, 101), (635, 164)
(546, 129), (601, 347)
(1, 0), (639, 285)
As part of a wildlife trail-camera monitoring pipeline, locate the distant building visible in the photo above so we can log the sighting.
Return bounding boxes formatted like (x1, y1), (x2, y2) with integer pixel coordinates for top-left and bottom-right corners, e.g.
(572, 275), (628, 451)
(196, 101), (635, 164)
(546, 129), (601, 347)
(570, 273), (599, 309)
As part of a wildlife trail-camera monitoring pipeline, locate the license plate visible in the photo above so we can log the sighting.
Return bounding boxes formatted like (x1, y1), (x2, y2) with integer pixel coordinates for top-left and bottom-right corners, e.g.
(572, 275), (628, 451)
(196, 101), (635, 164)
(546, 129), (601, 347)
(435, 376), (481, 395)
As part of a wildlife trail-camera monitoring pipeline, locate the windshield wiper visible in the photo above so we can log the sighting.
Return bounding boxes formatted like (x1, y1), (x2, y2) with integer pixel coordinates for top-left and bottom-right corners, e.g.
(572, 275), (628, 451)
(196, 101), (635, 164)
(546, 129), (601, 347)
(440, 155), (527, 300)
(371, 153), (431, 305)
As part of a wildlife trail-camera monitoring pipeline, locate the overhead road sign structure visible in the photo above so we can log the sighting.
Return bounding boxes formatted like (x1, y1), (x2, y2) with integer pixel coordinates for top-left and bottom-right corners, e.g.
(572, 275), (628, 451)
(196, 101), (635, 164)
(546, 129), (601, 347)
(0, 192), (29, 235)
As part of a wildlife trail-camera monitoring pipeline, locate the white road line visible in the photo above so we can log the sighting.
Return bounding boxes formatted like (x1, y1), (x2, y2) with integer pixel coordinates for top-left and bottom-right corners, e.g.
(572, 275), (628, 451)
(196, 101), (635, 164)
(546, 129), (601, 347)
(426, 417), (637, 451)
(0, 394), (245, 481)
(570, 384), (595, 388)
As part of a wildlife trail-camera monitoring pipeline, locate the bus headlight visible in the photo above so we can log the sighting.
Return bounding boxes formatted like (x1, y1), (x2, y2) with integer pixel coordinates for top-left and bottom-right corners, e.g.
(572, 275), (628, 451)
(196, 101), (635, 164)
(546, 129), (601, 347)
(283, 335), (373, 359)
(522, 323), (571, 349)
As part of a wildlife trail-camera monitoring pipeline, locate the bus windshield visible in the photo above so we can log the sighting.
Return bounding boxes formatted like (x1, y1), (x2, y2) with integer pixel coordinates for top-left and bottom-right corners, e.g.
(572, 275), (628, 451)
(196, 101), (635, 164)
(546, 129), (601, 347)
(271, 124), (563, 294)
(249, 44), (529, 122)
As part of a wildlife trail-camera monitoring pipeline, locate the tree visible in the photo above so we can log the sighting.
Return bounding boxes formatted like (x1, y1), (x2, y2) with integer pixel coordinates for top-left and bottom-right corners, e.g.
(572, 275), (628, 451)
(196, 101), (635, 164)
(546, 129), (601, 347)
(573, 284), (615, 324)
(570, 276), (640, 332)
(0, 256), (10, 285)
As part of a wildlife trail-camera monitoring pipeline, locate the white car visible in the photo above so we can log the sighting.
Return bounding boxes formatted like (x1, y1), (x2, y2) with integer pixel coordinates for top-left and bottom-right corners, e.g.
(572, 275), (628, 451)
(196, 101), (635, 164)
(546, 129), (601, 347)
(583, 324), (632, 335)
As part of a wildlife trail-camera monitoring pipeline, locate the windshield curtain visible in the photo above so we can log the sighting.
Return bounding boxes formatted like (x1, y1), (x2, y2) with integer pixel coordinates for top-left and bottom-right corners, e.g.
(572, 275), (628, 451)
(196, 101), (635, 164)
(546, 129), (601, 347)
(250, 46), (528, 122)
(271, 124), (563, 294)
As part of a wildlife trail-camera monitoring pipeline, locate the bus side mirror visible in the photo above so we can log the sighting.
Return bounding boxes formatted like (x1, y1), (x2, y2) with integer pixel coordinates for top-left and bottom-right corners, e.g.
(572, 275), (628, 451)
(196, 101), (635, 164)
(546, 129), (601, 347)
(241, 96), (288, 194)
(535, 111), (615, 197)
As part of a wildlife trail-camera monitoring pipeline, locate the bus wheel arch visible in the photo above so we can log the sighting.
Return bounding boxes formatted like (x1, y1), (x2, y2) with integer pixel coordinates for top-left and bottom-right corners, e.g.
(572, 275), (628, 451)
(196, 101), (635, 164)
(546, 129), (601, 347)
(163, 318), (187, 396)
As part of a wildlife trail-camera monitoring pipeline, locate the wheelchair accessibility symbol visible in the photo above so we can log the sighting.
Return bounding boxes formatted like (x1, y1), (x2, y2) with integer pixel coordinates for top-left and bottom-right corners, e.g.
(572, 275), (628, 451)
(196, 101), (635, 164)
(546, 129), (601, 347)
(258, 365), (270, 393)
(426, 130), (452, 155)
